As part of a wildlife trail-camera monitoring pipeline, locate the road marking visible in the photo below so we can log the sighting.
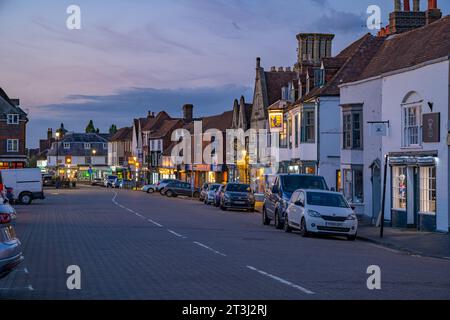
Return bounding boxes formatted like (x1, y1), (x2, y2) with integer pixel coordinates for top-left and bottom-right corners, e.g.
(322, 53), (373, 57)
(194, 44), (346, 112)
(167, 229), (185, 238)
(193, 241), (227, 257)
(126, 208), (134, 213)
(147, 219), (163, 227)
(0, 285), (34, 291)
(367, 243), (402, 254)
(246, 265), (315, 295)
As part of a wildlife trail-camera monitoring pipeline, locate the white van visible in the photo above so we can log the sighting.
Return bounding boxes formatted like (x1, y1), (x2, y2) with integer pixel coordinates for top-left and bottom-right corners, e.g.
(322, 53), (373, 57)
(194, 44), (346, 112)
(0, 168), (45, 205)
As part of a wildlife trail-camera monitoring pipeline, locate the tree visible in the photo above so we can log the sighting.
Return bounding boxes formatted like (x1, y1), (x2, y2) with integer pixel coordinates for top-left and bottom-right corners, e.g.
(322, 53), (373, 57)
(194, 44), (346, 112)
(109, 124), (118, 135)
(85, 120), (96, 133)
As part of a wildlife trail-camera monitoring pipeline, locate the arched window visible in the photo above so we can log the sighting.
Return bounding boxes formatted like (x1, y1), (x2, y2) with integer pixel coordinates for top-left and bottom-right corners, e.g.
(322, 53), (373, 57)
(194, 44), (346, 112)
(401, 91), (423, 147)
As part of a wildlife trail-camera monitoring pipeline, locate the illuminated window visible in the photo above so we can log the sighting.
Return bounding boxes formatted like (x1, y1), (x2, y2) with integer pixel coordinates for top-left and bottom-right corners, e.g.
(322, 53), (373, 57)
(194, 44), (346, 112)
(419, 166), (436, 214)
(392, 166), (407, 210)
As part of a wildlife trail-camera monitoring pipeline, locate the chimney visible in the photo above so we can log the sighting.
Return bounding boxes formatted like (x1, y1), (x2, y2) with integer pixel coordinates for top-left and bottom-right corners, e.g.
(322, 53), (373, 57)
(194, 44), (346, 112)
(404, 0), (411, 11)
(270, 66), (276, 72)
(426, 0), (442, 24)
(147, 111), (155, 118)
(183, 104), (194, 123)
(285, 67), (291, 72)
(47, 128), (53, 140)
(256, 57), (261, 69)
(413, 0), (420, 11)
(278, 67), (284, 72)
(394, 0), (401, 11)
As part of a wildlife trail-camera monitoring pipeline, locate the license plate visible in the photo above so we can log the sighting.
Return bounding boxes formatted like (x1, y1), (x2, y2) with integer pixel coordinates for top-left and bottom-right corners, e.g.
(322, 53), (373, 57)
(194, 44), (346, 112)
(234, 201), (246, 205)
(326, 222), (344, 227)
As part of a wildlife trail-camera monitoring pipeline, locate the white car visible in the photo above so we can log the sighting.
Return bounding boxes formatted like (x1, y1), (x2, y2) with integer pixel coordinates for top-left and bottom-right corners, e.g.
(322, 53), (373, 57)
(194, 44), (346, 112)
(142, 184), (156, 193)
(284, 189), (358, 241)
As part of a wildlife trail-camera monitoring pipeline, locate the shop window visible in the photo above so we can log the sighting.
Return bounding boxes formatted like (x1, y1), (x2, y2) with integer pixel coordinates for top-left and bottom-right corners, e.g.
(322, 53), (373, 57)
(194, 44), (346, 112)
(392, 166), (407, 210)
(419, 166), (436, 214)
(343, 168), (364, 203)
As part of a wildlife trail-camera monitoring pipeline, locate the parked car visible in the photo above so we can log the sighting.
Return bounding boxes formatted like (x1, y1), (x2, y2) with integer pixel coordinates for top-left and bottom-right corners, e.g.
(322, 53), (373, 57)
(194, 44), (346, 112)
(204, 184), (222, 205)
(163, 182), (200, 198)
(263, 174), (328, 229)
(0, 198), (24, 279)
(142, 184), (156, 193)
(199, 183), (210, 202)
(284, 189), (358, 241)
(91, 178), (102, 186)
(42, 174), (55, 187)
(156, 179), (179, 195)
(104, 175), (118, 188)
(0, 169), (45, 205)
(220, 183), (255, 212)
(113, 179), (122, 189)
(214, 185), (226, 207)
(119, 179), (134, 189)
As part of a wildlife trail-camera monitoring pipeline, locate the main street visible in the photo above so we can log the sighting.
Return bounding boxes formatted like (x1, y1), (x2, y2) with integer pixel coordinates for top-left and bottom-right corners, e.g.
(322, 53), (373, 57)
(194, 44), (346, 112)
(1, 186), (450, 300)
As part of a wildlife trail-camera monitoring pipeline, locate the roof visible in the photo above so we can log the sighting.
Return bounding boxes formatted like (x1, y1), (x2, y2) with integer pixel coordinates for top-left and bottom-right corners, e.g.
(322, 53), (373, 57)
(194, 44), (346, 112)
(47, 133), (108, 156)
(264, 71), (298, 106)
(358, 15), (450, 80)
(142, 111), (171, 131)
(149, 119), (183, 139)
(300, 33), (385, 102)
(110, 127), (132, 142)
(0, 88), (27, 118)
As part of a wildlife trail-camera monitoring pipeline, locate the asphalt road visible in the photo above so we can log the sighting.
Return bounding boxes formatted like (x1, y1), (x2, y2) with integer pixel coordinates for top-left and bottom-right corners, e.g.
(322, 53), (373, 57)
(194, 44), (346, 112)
(1, 185), (449, 300)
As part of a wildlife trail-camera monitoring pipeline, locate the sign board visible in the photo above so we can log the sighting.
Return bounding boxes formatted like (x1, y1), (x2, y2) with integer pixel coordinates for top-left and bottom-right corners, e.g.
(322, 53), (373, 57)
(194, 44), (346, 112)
(369, 121), (389, 137)
(422, 113), (440, 143)
(269, 112), (283, 133)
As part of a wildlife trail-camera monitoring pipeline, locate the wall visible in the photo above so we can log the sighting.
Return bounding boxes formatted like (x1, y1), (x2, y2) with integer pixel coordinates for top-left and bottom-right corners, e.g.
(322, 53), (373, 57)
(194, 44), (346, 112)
(381, 59), (449, 232)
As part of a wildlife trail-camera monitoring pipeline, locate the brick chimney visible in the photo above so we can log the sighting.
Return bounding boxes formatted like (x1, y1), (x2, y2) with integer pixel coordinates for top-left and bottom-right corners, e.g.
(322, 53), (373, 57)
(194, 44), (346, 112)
(426, 0), (442, 24)
(183, 104), (194, 123)
(386, 0), (427, 35)
(9, 98), (20, 106)
(413, 0), (420, 11)
(256, 57), (261, 69)
(147, 111), (155, 118)
(404, 0), (411, 11)
(47, 128), (53, 140)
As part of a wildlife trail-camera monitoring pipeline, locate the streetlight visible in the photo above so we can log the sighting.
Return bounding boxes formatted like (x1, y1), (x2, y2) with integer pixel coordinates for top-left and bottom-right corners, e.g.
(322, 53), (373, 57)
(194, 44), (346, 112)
(55, 131), (61, 173)
(91, 149), (97, 181)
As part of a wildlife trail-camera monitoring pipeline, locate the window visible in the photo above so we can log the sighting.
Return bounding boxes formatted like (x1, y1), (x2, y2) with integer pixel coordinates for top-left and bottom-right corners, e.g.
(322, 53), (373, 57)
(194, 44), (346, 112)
(7, 114), (19, 125)
(84, 143), (91, 150)
(85, 156), (92, 164)
(288, 117), (292, 149)
(419, 166), (436, 214)
(279, 117), (288, 148)
(314, 68), (325, 87)
(392, 166), (407, 210)
(64, 142), (70, 149)
(7, 139), (19, 152)
(294, 114), (299, 147)
(402, 105), (421, 147)
(301, 109), (315, 143)
(103, 143), (107, 149)
(343, 111), (363, 149)
(343, 168), (364, 203)
(157, 140), (162, 151)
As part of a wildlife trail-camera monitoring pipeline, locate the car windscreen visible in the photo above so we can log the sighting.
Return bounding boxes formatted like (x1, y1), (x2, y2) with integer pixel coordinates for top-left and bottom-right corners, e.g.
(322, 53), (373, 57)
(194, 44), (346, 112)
(208, 185), (221, 191)
(108, 176), (118, 180)
(281, 176), (327, 193)
(226, 184), (250, 192)
(307, 192), (349, 208)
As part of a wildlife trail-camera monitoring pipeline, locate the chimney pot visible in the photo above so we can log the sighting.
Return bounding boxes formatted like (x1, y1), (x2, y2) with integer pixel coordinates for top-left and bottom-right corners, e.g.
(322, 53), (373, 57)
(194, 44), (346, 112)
(270, 66), (276, 72)
(183, 104), (194, 123)
(278, 67), (284, 72)
(404, 0), (411, 11)
(413, 0), (420, 11)
(256, 57), (261, 69)
(428, 0), (437, 9)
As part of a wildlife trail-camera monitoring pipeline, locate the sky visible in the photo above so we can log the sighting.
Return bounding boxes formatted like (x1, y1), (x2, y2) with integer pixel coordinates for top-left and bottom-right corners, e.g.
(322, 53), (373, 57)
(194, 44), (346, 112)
(1, 0), (449, 147)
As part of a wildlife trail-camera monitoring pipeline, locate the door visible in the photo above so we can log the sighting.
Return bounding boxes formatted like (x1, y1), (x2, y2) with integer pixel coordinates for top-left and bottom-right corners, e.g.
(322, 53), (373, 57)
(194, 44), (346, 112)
(372, 166), (381, 220)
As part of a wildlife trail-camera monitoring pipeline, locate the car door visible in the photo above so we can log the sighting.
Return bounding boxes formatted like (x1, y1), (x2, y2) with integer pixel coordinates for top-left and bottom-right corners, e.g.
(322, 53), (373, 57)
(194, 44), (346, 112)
(286, 191), (299, 227)
(293, 191), (306, 225)
(265, 177), (279, 218)
(183, 183), (192, 196)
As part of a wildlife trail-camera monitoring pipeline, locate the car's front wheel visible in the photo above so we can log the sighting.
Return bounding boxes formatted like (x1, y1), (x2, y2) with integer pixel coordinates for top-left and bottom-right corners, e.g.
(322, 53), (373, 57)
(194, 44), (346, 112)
(299, 218), (309, 237)
(284, 217), (292, 233)
(166, 190), (174, 197)
(274, 212), (284, 230)
(347, 234), (357, 241)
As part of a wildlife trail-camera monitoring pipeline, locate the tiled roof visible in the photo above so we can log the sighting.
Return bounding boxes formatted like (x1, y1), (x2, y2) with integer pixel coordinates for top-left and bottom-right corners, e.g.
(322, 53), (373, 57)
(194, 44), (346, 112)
(110, 127), (132, 142)
(264, 71), (298, 106)
(149, 119), (183, 139)
(142, 111), (171, 131)
(0, 87), (27, 118)
(357, 15), (450, 80)
(47, 133), (108, 157)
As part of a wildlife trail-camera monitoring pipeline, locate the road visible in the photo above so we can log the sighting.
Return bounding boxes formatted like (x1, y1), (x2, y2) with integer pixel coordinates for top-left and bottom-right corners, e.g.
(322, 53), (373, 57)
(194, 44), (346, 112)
(1, 185), (450, 300)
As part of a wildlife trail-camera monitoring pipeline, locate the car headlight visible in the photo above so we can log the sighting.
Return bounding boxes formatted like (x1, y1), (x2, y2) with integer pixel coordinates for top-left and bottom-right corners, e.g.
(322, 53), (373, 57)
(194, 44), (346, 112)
(308, 210), (321, 218)
(248, 194), (255, 201)
(224, 194), (231, 201)
(347, 214), (357, 221)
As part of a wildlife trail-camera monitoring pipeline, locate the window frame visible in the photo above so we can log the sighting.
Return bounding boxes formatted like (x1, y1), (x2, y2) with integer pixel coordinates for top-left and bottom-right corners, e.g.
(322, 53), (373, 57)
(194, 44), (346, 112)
(64, 142), (71, 150)
(402, 104), (422, 148)
(392, 166), (407, 210)
(6, 139), (19, 152)
(7, 114), (19, 125)
(343, 167), (364, 204)
(84, 143), (91, 150)
(342, 107), (363, 150)
(419, 166), (436, 215)
(301, 108), (315, 143)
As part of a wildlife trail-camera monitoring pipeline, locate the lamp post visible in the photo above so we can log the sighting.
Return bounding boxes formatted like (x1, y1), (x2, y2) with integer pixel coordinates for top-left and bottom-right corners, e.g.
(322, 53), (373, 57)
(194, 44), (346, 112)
(55, 131), (61, 175)
(91, 149), (97, 181)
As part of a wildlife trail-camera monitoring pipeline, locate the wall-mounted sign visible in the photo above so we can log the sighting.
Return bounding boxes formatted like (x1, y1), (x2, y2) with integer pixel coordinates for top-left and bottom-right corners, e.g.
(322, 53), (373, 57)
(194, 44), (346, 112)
(269, 112), (283, 132)
(422, 113), (440, 143)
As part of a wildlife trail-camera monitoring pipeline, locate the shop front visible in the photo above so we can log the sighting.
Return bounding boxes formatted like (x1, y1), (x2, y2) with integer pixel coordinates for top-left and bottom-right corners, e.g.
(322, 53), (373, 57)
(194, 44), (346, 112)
(389, 153), (437, 232)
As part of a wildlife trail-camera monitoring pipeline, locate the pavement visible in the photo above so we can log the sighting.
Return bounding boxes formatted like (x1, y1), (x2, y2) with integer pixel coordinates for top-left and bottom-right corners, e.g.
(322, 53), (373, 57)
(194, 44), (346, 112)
(1, 185), (450, 300)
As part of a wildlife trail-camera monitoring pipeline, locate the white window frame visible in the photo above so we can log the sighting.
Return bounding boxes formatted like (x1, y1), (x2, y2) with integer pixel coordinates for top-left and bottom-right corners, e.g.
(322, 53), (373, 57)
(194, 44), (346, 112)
(6, 139), (19, 152)
(392, 166), (407, 210)
(7, 114), (19, 125)
(402, 104), (422, 148)
(64, 142), (71, 149)
(84, 143), (91, 150)
(419, 166), (436, 215)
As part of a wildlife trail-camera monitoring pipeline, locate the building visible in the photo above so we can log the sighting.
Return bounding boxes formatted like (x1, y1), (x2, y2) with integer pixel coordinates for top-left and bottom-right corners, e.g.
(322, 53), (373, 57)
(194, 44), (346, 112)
(0, 88), (28, 169)
(108, 127), (133, 179)
(339, 2), (448, 232)
(47, 132), (110, 181)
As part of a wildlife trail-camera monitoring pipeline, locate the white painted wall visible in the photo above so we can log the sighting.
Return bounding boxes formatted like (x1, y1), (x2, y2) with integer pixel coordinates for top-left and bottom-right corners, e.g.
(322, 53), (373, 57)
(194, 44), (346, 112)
(381, 60), (449, 232)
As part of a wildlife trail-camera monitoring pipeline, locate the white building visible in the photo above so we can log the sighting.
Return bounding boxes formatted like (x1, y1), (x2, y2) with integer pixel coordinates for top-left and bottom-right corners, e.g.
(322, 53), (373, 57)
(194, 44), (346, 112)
(340, 13), (449, 232)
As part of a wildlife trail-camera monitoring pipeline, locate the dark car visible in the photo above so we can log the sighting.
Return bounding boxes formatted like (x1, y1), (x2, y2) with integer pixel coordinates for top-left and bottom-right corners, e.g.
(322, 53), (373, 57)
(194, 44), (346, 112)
(214, 185), (226, 207)
(263, 174), (328, 229)
(199, 183), (210, 202)
(163, 182), (200, 198)
(0, 199), (24, 279)
(91, 178), (102, 186)
(156, 179), (180, 195)
(42, 174), (55, 187)
(220, 183), (255, 212)
(104, 175), (118, 188)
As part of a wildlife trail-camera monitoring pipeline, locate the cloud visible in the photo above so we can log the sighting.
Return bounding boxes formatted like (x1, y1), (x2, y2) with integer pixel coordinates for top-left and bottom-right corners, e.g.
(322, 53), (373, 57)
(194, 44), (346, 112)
(27, 84), (252, 147)
(309, 9), (365, 34)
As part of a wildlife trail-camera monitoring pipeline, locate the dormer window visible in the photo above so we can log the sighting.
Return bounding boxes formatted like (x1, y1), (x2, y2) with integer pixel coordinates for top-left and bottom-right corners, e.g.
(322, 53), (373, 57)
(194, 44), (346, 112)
(84, 143), (91, 150)
(64, 142), (71, 149)
(7, 114), (19, 125)
(314, 68), (325, 87)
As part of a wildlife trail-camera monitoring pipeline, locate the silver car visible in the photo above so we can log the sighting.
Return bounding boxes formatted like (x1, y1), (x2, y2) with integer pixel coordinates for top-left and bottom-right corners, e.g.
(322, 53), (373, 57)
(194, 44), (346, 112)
(0, 199), (23, 279)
